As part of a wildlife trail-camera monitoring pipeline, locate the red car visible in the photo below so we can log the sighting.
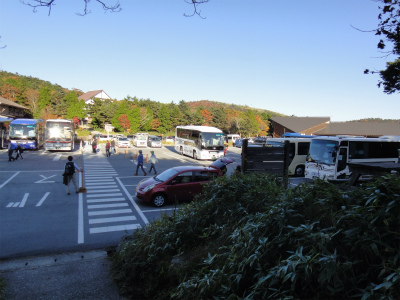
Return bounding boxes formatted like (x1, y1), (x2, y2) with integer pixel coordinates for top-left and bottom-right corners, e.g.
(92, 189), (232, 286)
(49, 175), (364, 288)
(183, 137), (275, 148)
(135, 157), (235, 207)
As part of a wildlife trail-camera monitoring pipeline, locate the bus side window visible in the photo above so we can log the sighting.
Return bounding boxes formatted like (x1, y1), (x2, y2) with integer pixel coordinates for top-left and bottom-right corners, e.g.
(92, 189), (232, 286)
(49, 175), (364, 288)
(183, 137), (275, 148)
(337, 148), (347, 172)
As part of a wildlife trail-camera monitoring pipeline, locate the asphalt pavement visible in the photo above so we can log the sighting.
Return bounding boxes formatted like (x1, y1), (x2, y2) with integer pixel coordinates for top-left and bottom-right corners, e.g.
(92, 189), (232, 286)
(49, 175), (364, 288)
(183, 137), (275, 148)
(0, 249), (127, 300)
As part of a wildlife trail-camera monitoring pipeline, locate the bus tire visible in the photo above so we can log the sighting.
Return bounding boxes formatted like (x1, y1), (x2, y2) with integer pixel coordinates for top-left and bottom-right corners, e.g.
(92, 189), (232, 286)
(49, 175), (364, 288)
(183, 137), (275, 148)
(294, 165), (305, 177)
(179, 147), (183, 155)
(152, 193), (166, 207)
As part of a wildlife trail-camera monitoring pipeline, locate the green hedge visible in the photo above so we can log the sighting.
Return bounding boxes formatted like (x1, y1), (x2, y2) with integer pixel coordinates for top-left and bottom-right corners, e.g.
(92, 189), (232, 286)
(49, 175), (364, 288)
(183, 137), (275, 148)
(112, 174), (400, 299)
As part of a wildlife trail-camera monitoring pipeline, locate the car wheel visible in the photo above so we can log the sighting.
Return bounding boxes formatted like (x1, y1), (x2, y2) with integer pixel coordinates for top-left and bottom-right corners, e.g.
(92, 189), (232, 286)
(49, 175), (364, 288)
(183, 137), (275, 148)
(152, 194), (166, 207)
(294, 165), (305, 177)
(179, 147), (183, 155)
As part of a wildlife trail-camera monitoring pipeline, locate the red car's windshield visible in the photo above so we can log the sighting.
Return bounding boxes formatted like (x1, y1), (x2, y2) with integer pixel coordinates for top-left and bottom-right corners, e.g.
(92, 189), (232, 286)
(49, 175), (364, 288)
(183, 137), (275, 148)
(155, 168), (179, 182)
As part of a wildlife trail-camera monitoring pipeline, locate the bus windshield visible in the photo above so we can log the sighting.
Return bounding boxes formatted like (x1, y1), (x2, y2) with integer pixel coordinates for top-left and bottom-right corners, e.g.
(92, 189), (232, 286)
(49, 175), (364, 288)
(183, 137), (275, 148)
(9, 124), (37, 140)
(201, 132), (225, 148)
(307, 139), (338, 165)
(46, 121), (72, 141)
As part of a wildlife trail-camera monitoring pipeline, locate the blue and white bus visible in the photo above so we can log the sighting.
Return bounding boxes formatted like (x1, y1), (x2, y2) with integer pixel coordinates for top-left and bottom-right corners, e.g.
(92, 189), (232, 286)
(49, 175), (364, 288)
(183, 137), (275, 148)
(175, 125), (225, 160)
(8, 118), (45, 150)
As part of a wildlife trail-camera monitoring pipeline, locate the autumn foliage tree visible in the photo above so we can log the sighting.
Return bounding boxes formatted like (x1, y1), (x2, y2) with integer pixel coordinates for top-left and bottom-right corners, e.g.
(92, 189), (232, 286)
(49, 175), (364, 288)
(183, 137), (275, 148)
(201, 109), (213, 126)
(118, 114), (130, 131)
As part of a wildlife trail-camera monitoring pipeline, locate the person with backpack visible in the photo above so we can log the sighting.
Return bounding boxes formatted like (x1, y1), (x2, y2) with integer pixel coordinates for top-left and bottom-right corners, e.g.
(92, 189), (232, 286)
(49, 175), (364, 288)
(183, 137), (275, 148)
(63, 156), (83, 195)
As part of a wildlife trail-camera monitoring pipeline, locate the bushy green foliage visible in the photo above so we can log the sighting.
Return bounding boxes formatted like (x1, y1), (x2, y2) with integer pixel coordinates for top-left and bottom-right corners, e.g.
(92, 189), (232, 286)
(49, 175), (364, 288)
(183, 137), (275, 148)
(0, 277), (6, 300)
(112, 174), (400, 299)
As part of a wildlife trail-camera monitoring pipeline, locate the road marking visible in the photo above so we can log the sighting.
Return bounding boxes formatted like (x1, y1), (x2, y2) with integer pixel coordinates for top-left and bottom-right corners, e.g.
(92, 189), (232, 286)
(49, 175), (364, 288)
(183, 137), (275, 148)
(88, 209), (132, 216)
(36, 192), (50, 206)
(87, 198), (126, 203)
(85, 182), (117, 186)
(89, 224), (141, 234)
(116, 177), (149, 225)
(53, 154), (62, 161)
(90, 224), (141, 233)
(0, 171), (20, 189)
(35, 175), (56, 183)
(19, 193), (29, 207)
(86, 193), (123, 198)
(78, 185), (84, 244)
(87, 189), (121, 193)
(88, 203), (129, 209)
(89, 216), (137, 224)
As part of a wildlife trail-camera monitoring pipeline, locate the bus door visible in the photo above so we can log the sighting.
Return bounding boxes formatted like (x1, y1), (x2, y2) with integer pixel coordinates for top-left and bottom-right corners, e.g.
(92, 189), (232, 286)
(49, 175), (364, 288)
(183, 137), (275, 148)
(336, 147), (348, 179)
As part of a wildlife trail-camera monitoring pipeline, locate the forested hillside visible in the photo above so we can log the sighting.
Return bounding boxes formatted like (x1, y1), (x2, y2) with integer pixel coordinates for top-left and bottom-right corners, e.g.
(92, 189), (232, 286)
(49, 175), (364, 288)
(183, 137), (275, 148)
(0, 70), (284, 136)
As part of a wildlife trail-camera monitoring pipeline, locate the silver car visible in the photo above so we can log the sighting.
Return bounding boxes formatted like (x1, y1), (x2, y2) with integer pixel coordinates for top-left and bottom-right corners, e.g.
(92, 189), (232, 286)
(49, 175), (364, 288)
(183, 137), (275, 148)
(148, 136), (162, 148)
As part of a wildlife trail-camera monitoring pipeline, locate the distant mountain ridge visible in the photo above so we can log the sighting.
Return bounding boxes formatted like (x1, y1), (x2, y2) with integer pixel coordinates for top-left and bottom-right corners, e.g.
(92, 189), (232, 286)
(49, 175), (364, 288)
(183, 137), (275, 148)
(1, 70), (398, 123)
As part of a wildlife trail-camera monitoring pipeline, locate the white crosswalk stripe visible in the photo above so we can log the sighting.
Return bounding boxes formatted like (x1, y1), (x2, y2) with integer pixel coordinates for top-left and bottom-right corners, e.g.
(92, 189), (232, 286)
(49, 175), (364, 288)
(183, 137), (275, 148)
(83, 159), (142, 235)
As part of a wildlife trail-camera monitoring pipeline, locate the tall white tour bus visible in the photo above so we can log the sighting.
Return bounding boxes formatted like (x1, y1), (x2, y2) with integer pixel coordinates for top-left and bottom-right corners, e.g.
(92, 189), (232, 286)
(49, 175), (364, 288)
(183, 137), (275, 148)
(305, 136), (400, 181)
(133, 133), (149, 148)
(44, 119), (75, 151)
(267, 137), (313, 177)
(175, 125), (225, 160)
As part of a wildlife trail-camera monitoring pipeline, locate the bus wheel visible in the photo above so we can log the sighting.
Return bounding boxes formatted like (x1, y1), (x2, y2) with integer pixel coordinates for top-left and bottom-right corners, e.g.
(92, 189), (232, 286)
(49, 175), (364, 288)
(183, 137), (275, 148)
(295, 165), (305, 177)
(179, 147), (183, 155)
(152, 194), (166, 207)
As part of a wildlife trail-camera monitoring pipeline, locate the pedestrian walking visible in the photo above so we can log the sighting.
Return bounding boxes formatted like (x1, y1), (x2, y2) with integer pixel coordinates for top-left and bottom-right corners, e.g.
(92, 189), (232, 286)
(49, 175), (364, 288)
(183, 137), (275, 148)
(15, 144), (24, 160)
(134, 150), (147, 176)
(110, 138), (115, 154)
(92, 138), (97, 153)
(63, 156), (83, 195)
(106, 140), (111, 157)
(88, 134), (92, 145)
(148, 150), (158, 175)
(7, 140), (16, 162)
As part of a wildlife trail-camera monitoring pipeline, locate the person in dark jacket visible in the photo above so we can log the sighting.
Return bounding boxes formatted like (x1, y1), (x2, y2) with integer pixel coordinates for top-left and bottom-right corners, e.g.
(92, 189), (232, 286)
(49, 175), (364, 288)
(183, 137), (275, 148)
(92, 139), (97, 153)
(134, 150), (147, 176)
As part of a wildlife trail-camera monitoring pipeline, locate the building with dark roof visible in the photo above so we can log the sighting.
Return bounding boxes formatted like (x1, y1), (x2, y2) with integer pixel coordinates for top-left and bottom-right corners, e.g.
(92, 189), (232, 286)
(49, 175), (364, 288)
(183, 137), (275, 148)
(315, 122), (400, 138)
(78, 90), (112, 105)
(0, 96), (29, 119)
(270, 116), (400, 138)
(270, 116), (330, 137)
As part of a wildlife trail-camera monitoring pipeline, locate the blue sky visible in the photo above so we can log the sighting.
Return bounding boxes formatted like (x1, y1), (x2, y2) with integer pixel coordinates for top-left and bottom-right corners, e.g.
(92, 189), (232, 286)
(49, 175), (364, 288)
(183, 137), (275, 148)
(0, 0), (399, 122)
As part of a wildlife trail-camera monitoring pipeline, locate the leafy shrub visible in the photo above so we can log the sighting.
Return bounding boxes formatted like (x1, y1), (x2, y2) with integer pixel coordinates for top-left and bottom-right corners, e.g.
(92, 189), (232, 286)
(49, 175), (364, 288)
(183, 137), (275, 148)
(112, 173), (400, 299)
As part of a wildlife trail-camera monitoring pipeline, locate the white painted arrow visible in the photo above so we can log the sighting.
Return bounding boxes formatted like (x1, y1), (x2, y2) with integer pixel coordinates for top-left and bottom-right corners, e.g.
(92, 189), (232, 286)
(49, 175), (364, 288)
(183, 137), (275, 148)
(35, 175), (56, 183)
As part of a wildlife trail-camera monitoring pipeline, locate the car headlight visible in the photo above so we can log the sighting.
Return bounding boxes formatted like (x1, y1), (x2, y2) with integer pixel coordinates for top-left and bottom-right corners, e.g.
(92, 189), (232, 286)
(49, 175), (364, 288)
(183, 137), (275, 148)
(143, 184), (156, 192)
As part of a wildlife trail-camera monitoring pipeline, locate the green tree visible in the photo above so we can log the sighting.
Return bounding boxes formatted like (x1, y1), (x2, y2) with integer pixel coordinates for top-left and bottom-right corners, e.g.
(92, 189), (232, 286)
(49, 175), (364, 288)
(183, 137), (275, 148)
(65, 91), (86, 120)
(128, 107), (141, 133)
(240, 110), (259, 137)
(157, 105), (171, 133)
(364, 0), (400, 93)
(38, 86), (51, 111)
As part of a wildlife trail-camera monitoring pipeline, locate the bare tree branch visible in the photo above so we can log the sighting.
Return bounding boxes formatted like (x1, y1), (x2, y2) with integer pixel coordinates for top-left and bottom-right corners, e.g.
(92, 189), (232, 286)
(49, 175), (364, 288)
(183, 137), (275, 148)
(183, 0), (209, 19)
(19, 0), (121, 16)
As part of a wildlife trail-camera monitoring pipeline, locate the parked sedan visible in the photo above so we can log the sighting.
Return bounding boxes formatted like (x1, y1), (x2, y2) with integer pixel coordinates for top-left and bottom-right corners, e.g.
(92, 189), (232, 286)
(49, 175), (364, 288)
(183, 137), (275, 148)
(235, 139), (243, 148)
(117, 137), (131, 148)
(147, 136), (162, 148)
(135, 157), (235, 207)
